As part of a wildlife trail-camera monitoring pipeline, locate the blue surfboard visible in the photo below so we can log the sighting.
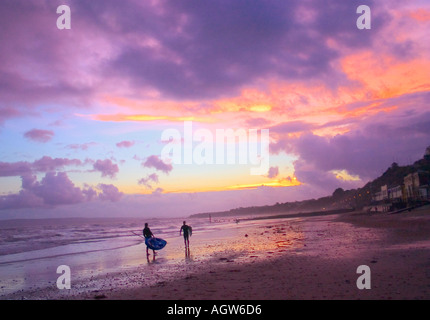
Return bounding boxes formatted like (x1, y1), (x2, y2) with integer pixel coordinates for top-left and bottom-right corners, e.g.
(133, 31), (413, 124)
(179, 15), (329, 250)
(145, 237), (167, 250)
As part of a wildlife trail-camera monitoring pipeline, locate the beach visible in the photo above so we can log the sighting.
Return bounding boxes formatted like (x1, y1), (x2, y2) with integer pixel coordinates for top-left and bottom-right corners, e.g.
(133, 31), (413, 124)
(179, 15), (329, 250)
(1, 206), (430, 300)
(106, 206), (430, 300)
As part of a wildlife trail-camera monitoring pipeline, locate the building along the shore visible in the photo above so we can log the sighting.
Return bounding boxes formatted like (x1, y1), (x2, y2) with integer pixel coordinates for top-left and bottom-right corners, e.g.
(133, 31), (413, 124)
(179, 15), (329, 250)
(368, 170), (430, 213)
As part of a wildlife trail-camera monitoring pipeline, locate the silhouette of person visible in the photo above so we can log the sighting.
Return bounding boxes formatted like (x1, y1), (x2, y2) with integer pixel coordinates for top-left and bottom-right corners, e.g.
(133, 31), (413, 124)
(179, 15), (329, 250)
(180, 221), (192, 248)
(143, 223), (156, 256)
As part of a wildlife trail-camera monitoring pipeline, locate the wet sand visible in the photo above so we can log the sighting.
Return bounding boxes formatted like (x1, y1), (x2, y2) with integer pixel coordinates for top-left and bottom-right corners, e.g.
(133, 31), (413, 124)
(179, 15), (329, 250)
(104, 206), (430, 300)
(2, 206), (430, 300)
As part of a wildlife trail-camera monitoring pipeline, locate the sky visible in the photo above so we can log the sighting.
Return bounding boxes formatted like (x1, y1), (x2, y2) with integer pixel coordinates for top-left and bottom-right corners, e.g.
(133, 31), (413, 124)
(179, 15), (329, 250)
(0, 0), (429, 219)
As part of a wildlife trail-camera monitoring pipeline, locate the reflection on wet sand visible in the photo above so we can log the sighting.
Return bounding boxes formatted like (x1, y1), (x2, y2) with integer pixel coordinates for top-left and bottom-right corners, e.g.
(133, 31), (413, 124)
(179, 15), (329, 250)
(146, 252), (156, 263)
(162, 219), (306, 265)
(185, 247), (191, 259)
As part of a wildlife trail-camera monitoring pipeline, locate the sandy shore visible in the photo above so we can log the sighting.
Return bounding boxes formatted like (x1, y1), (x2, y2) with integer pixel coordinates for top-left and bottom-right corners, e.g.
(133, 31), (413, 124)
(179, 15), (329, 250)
(89, 205), (430, 300)
(3, 206), (430, 300)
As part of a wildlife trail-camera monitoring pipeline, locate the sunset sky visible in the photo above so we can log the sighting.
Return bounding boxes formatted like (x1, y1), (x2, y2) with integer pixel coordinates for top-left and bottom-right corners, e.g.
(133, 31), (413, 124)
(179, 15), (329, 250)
(1, 0), (429, 218)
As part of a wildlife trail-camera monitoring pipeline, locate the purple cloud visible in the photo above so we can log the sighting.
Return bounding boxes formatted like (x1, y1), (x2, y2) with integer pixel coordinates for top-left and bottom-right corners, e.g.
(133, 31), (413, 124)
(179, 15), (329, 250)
(32, 156), (83, 172)
(0, 106), (21, 125)
(97, 184), (123, 202)
(0, 0), (388, 116)
(142, 155), (172, 174)
(267, 166), (279, 179)
(0, 157), (122, 181)
(82, 186), (98, 201)
(0, 189), (44, 210)
(138, 173), (159, 189)
(32, 172), (85, 206)
(105, 0), (387, 100)
(0, 172), (124, 210)
(93, 159), (119, 178)
(0, 0), (108, 121)
(0, 172), (84, 209)
(0, 156), (83, 177)
(0, 161), (32, 177)
(271, 106), (430, 190)
(24, 129), (54, 143)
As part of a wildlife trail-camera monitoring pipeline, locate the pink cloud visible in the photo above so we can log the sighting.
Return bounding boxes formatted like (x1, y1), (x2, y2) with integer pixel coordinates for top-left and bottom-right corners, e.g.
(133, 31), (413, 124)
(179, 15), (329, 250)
(138, 173), (159, 189)
(93, 159), (119, 178)
(24, 129), (54, 143)
(66, 142), (98, 151)
(116, 140), (135, 148)
(32, 156), (83, 172)
(142, 155), (172, 174)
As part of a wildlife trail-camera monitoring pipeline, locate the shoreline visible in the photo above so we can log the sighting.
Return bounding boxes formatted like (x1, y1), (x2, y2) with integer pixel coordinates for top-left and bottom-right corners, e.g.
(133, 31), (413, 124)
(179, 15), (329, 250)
(1, 206), (430, 300)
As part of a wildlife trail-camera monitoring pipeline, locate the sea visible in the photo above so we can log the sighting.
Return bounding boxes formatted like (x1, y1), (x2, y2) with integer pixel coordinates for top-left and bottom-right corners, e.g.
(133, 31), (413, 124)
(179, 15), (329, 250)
(0, 214), (304, 299)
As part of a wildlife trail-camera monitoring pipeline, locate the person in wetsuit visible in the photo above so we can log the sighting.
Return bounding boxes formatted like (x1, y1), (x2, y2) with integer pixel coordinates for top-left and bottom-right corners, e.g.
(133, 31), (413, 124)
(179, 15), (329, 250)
(143, 223), (156, 256)
(179, 221), (192, 248)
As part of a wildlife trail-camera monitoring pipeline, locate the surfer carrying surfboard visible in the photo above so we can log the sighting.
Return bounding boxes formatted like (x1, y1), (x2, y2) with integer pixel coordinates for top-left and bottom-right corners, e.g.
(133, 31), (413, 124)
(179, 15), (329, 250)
(143, 223), (156, 256)
(180, 221), (192, 248)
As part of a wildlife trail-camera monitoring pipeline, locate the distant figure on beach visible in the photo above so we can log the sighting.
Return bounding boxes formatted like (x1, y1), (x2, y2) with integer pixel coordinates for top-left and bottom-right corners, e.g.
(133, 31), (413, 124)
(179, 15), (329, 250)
(143, 223), (156, 256)
(180, 221), (192, 248)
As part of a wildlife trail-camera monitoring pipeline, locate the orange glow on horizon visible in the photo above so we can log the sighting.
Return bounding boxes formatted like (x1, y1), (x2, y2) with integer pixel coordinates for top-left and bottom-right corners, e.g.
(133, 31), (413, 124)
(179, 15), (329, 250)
(226, 177), (301, 191)
(81, 113), (216, 123)
(124, 176), (301, 195)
